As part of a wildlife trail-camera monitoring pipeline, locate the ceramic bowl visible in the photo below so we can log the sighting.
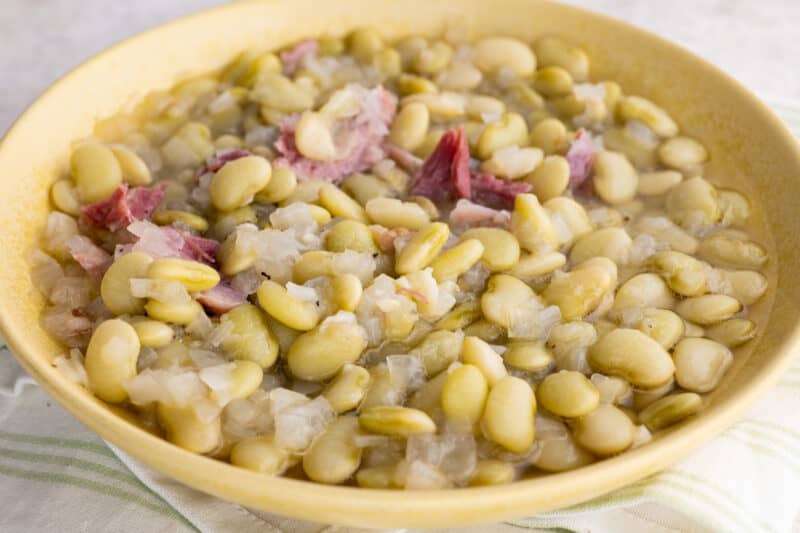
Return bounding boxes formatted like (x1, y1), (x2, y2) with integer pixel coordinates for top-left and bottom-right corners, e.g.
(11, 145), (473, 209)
(1, 0), (798, 527)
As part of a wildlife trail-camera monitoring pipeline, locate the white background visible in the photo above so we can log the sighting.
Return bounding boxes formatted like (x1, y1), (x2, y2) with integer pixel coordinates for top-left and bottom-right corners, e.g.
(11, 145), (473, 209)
(2, 0), (800, 133)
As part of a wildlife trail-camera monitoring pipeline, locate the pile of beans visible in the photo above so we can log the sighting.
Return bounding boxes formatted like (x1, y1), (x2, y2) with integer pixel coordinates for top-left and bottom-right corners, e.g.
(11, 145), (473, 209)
(35, 28), (769, 489)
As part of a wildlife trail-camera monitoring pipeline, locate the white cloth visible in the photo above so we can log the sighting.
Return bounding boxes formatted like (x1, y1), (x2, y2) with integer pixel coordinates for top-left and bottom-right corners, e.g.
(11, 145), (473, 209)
(2, 347), (799, 533)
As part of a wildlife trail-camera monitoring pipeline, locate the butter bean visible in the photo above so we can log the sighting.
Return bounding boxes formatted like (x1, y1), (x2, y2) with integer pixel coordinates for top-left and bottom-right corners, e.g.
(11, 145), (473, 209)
(359, 406), (436, 436)
(220, 304), (279, 369)
(525, 155), (569, 200)
(473, 37), (536, 77)
(256, 280), (320, 331)
(616, 96), (678, 137)
(441, 364), (488, 423)
(570, 227), (632, 266)
(461, 336), (508, 386)
(322, 364), (371, 413)
(482, 274), (540, 328)
(395, 222), (450, 275)
(303, 416), (362, 484)
(147, 258), (220, 292)
(611, 273), (675, 317)
(110, 145), (152, 186)
(573, 404), (635, 456)
(366, 197), (430, 230)
(71, 143), (123, 203)
(101, 252), (153, 315)
(509, 252), (567, 280)
(593, 151), (639, 205)
(132, 319), (174, 348)
(587, 328), (675, 389)
(503, 341), (553, 373)
(543, 258), (617, 320)
(511, 193), (560, 251)
(85, 319), (140, 403)
(482, 376), (536, 453)
(698, 234), (768, 269)
(410, 330), (464, 378)
(651, 251), (708, 297)
(658, 136), (708, 170)
(533, 36), (589, 81)
(673, 338), (732, 393)
(210, 156), (272, 211)
(255, 166), (297, 204)
(675, 294), (741, 325)
(636, 308), (684, 349)
(230, 435), (295, 475)
(537, 370), (599, 418)
(429, 239), (485, 282)
(665, 177), (720, 228)
(706, 319), (757, 348)
(476, 113), (528, 160)
(468, 460), (515, 486)
(287, 316), (367, 381)
(460, 228), (520, 272)
(145, 299), (203, 325)
(157, 404), (221, 454)
(639, 392), (702, 430)
(389, 102), (430, 151)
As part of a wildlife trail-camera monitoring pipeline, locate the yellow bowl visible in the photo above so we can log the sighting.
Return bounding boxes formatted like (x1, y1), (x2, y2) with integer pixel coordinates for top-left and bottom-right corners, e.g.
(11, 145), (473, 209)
(1, 0), (799, 528)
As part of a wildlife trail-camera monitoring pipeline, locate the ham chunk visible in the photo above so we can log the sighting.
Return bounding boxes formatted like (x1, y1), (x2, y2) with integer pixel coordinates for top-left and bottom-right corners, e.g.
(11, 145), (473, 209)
(118, 220), (219, 265)
(196, 149), (252, 177)
(385, 144), (423, 173)
(273, 85), (397, 182)
(196, 282), (247, 314)
(409, 126), (471, 201)
(566, 128), (595, 190)
(82, 184), (165, 232)
(281, 39), (319, 75)
(469, 172), (531, 210)
(449, 199), (511, 227)
(66, 235), (112, 280)
(410, 126), (531, 209)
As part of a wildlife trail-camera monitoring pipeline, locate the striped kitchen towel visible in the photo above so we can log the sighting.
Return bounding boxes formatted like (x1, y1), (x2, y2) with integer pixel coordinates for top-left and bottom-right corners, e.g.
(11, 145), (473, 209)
(1, 100), (799, 533)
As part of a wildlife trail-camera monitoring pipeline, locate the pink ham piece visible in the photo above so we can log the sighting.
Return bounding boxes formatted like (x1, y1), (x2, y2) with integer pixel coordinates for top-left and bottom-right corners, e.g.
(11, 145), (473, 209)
(82, 184), (165, 232)
(385, 144), (423, 173)
(409, 126), (471, 202)
(273, 85), (397, 182)
(410, 126), (531, 209)
(469, 172), (531, 210)
(280, 39), (319, 75)
(449, 199), (511, 228)
(566, 128), (595, 190)
(65, 235), (112, 280)
(196, 282), (247, 314)
(196, 149), (252, 177)
(118, 220), (220, 265)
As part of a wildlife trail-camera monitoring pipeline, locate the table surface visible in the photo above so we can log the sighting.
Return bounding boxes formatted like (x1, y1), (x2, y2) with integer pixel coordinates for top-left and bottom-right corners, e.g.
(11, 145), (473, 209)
(1, 1), (798, 531)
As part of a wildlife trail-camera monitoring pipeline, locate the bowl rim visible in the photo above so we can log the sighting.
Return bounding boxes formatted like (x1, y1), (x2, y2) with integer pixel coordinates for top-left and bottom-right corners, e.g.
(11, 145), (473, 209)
(2, 0), (800, 528)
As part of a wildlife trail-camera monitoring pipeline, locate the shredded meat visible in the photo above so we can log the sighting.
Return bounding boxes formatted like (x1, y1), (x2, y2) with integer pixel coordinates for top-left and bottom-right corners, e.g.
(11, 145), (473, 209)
(449, 199), (511, 227)
(409, 127), (531, 209)
(566, 128), (595, 190)
(81, 184), (165, 232)
(196, 282), (247, 314)
(273, 85), (397, 182)
(196, 149), (252, 177)
(65, 235), (112, 280)
(280, 39), (319, 75)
